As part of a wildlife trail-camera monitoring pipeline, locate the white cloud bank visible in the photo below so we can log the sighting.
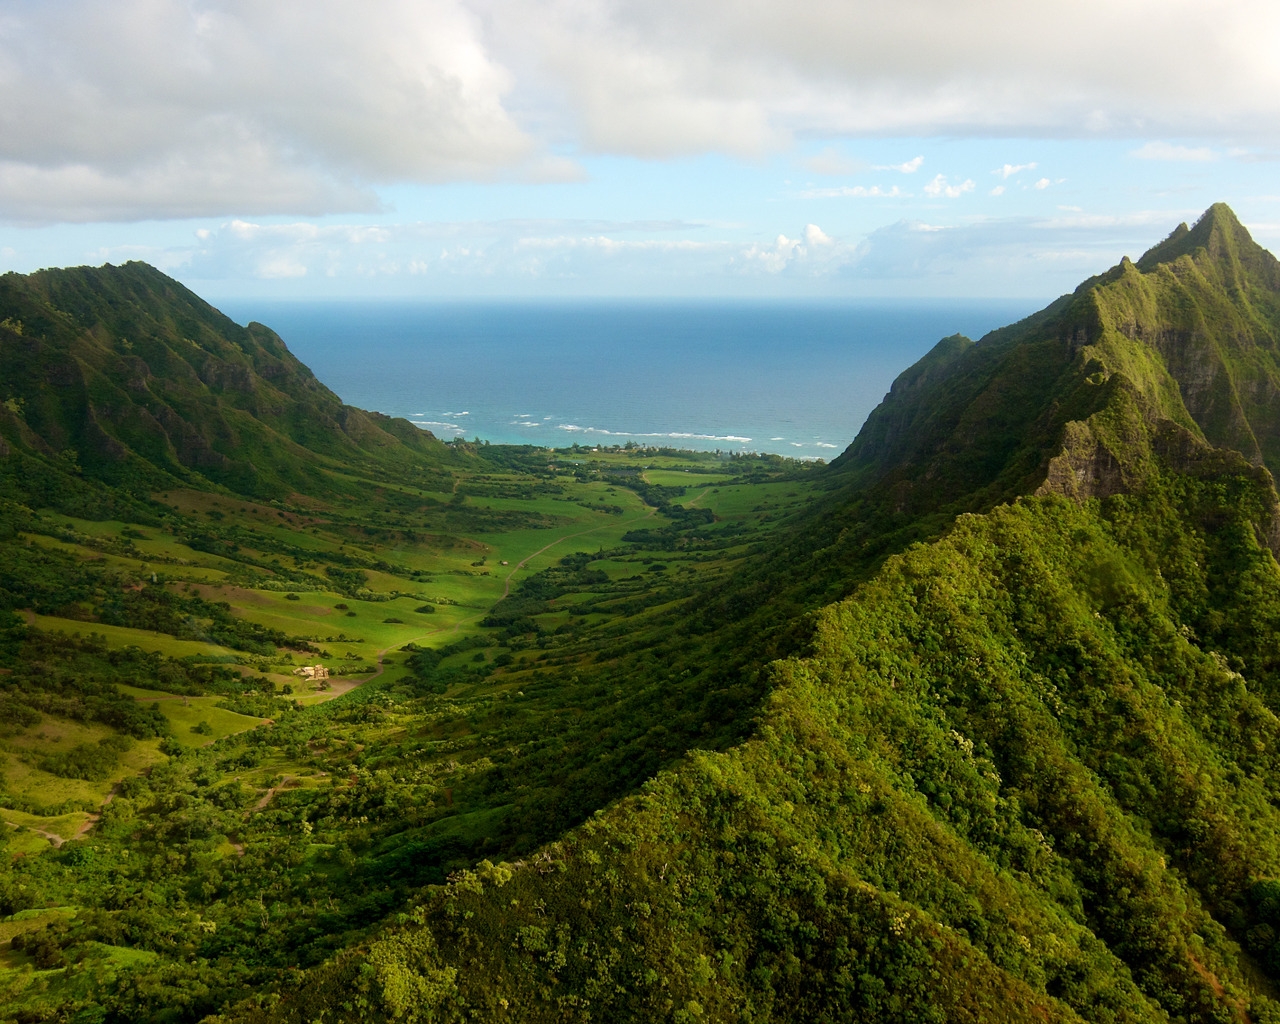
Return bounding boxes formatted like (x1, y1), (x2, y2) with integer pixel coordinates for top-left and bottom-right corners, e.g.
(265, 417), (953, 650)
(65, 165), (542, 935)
(120, 208), (1204, 300)
(483, 0), (1280, 149)
(4, 0), (1278, 222)
(0, 0), (534, 221)
(1130, 141), (1218, 162)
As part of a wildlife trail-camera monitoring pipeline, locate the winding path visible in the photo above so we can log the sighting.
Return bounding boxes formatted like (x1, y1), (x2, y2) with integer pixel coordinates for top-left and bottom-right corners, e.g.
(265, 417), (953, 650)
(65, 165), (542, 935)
(498, 503), (658, 600)
(6, 820), (68, 849)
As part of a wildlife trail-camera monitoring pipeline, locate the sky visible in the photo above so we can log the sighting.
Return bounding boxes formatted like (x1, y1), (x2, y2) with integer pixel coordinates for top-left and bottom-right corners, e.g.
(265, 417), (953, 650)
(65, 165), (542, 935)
(2, 0), (1280, 300)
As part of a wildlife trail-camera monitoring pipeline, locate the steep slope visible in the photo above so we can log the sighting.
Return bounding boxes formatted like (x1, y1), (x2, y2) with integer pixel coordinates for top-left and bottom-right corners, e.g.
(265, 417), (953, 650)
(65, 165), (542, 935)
(705, 203), (1280, 628)
(0, 261), (452, 501)
(219, 207), (1280, 1023)
(231, 427), (1280, 1024)
(835, 203), (1280, 513)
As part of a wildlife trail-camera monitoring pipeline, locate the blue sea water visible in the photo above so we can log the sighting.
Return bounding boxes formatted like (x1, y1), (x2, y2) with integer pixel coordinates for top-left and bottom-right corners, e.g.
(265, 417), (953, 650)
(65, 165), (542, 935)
(215, 300), (1041, 459)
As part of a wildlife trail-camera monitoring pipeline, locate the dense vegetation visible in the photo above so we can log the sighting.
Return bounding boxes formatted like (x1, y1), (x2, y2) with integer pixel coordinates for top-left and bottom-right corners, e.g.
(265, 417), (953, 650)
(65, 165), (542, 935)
(0, 260), (459, 503)
(4, 206), (1280, 1022)
(241, 474), (1280, 1023)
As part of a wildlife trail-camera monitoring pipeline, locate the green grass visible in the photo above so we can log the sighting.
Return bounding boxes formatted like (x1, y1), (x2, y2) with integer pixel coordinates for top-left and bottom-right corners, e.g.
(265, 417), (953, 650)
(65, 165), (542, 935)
(0, 715), (165, 812)
(117, 689), (268, 748)
(0, 808), (91, 843)
(27, 614), (241, 659)
(639, 469), (738, 487)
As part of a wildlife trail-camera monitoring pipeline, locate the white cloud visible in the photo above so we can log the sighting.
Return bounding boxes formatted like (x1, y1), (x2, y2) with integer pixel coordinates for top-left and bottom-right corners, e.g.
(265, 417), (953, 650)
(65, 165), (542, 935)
(990, 185), (1006, 196)
(0, 0), (534, 222)
(167, 215), (761, 290)
(923, 175), (975, 198)
(1130, 141), (1218, 162)
(513, 236), (724, 254)
(805, 224), (834, 246)
(77, 203), (1254, 300)
(742, 234), (805, 273)
(736, 222), (857, 274)
(481, 0), (1280, 156)
(799, 184), (906, 198)
(875, 155), (924, 173)
(4, 0), (1280, 223)
(1034, 177), (1052, 189)
(994, 162), (1038, 178)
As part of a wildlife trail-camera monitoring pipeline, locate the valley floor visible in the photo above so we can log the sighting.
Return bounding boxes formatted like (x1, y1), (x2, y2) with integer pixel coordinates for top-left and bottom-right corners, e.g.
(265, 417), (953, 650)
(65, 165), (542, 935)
(0, 444), (819, 1021)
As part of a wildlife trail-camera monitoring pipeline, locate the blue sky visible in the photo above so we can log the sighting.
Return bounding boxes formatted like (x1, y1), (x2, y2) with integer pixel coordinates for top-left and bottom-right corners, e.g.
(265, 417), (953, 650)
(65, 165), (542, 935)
(1, 0), (1278, 301)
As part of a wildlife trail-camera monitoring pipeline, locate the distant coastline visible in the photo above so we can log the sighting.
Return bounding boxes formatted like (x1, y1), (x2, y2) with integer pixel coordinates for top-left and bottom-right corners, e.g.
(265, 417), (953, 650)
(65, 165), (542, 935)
(215, 298), (1039, 457)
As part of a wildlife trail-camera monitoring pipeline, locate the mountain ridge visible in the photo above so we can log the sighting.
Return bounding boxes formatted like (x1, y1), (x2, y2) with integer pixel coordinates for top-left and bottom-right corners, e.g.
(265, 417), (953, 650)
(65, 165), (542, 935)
(684, 206), (1280, 645)
(218, 205), (1280, 1023)
(4, 208), (1280, 1022)
(0, 260), (456, 503)
(832, 204), (1280, 519)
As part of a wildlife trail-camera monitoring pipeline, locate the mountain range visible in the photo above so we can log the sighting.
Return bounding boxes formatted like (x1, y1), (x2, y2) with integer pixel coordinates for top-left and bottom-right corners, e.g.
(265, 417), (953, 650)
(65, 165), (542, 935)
(3, 205), (1280, 1023)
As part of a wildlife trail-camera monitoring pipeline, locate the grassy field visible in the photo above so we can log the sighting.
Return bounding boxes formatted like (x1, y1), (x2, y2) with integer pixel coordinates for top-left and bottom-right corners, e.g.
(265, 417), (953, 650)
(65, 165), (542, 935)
(27, 615), (242, 660)
(15, 447), (814, 687)
(115, 684), (269, 747)
(2, 811), (87, 849)
(0, 710), (165, 812)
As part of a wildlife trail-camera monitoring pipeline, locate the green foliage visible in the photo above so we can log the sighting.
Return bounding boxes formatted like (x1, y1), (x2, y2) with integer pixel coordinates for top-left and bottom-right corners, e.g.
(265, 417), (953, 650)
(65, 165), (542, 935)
(101, 585), (311, 655)
(0, 623), (189, 741)
(236, 476), (1280, 1024)
(37, 734), (133, 781)
(325, 566), (369, 595)
(11, 213), (1280, 1024)
(0, 261), (461, 502)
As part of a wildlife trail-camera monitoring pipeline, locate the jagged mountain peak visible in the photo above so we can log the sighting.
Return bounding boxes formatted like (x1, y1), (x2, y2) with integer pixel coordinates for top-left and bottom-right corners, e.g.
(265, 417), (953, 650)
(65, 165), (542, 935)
(830, 204), (1280, 528)
(1135, 202), (1280, 283)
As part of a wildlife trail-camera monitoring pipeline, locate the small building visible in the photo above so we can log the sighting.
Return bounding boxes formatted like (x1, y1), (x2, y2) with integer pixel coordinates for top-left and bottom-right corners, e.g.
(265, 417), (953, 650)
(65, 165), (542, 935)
(293, 664), (330, 680)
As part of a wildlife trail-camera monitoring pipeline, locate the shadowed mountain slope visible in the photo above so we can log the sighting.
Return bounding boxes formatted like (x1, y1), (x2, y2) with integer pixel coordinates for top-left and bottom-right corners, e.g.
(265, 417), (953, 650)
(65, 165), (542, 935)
(0, 261), (454, 502)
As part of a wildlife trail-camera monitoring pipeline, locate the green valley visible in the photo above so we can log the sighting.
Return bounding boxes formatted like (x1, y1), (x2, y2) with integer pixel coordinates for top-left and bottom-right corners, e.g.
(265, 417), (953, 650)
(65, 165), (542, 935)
(6, 206), (1280, 1023)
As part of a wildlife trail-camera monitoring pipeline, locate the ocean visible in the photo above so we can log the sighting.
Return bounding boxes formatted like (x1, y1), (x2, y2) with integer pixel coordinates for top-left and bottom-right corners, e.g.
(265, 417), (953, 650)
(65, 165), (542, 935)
(215, 300), (1040, 459)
